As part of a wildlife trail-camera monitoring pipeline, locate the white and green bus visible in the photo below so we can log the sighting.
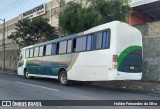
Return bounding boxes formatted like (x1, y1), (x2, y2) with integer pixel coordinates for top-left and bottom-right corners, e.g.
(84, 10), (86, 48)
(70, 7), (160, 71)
(18, 21), (142, 85)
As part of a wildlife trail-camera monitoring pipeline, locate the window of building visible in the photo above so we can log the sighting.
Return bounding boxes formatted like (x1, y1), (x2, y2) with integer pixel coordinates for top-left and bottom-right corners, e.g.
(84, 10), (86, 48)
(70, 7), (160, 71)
(45, 44), (52, 56)
(34, 47), (39, 57)
(87, 34), (95, 51)
(30, 48), (34, 58)
(39, 46), (43, 57)
(25, 49), (29, 58)
(96, 32), (103, 49)
(67, 40), (72, 53)
(76, 36), (86, 52)
(102, 31), (110, 49)
(52, 43), (57, 55)
(59, 41), (67, 54)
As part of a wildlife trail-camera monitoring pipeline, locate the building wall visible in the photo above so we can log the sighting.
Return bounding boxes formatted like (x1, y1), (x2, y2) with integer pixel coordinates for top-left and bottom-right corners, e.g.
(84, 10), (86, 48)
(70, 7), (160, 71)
(129, 12), (151, 25)
(135, 21), (160, 81)
(135, 21), (160, 37)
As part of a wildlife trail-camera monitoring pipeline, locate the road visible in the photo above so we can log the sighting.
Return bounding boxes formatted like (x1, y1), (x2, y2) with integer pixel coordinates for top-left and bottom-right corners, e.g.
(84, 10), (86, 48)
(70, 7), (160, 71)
(0, 72), (160, 109)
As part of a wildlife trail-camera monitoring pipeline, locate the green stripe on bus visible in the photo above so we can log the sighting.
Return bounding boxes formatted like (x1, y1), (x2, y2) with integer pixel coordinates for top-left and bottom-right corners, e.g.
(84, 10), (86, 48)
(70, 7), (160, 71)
(118, 46), (142, 69)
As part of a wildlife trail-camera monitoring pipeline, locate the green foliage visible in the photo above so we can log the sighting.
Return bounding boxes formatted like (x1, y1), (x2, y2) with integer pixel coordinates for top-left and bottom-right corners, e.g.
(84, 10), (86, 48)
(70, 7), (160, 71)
(89, 0), (131, 22)
(59, 0), (131, 35)
(7, 17), (58, 47)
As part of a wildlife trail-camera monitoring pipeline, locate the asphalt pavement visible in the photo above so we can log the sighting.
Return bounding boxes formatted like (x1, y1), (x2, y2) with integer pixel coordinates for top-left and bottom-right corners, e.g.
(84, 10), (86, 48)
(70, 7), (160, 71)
(0, 72), (160, 109)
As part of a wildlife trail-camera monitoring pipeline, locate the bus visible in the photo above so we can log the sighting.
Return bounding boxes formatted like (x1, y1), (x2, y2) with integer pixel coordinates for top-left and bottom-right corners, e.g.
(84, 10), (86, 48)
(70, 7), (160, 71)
(17, 21), (142, 86)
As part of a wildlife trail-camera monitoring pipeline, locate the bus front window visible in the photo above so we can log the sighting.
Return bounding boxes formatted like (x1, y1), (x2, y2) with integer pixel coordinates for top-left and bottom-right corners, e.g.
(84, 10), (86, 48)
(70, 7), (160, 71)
(19, 54), (22, 61)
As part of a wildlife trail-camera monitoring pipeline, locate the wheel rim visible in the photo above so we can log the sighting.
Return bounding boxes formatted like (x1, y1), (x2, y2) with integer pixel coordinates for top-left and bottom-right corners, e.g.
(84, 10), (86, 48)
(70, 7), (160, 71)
(26, 72), (29, 78)
(60, 73), (67, 84)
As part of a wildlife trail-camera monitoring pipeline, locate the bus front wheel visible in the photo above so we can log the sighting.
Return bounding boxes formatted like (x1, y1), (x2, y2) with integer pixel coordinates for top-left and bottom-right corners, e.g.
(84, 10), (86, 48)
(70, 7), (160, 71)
(58, 70), (72, 86)
(24, 70), (33, 79)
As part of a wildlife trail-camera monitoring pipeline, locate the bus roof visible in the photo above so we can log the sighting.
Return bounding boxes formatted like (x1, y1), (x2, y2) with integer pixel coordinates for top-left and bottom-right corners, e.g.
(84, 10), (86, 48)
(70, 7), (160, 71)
(21, 21), (129, 50)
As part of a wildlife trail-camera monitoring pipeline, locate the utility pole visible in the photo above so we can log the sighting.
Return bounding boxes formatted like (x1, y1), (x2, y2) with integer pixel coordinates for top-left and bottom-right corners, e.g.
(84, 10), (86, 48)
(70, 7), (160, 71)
(0, 19), (5, 71)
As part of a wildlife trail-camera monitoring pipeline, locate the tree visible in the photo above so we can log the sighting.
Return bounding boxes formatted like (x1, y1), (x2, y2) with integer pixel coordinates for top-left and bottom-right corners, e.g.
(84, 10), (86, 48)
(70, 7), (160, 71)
(59, 1), (104, 35)
(88, 0), (131, 22)
(7, 17), (58, 47)
(59, 0), (131, 35)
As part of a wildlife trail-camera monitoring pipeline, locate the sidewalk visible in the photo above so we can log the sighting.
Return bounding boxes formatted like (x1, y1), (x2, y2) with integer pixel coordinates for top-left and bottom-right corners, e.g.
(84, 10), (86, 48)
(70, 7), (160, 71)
(92, 81), (160, 94)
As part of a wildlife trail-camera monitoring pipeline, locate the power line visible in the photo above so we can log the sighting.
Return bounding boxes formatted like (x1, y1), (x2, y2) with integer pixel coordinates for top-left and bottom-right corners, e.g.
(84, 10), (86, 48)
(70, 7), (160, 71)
(0, 0), (21, 13)
(0, 0), (27, 15)
(0, 0), (27, 16)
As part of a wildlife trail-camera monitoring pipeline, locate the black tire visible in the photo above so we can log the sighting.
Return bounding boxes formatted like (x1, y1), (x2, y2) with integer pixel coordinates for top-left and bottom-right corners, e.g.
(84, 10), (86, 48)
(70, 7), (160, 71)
(24, 70), (33, 79)
(58, 70), (72, 86)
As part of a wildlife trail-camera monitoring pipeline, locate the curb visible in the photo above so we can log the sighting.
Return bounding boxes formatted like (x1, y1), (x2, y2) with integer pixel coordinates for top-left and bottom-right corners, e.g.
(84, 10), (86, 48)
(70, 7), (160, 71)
(91, 82), (160, 95)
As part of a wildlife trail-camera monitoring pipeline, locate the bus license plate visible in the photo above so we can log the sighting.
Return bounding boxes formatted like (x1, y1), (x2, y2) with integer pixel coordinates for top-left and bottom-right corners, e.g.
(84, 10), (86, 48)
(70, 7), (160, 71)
(130, 66), (135, 70)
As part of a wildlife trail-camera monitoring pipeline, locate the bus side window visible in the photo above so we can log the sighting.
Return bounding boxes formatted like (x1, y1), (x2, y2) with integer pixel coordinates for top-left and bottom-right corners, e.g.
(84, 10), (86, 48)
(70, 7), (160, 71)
(39, 46), (44, 57)
(72, 39), (76, 52)
(76, 36), (86, 52)
(67, 40), (72, 53)
(56, 43), (59, 54)
(25, 49), (30, 58)
(34, 47), (39, 57)
(45, 44), (52, 56)
(59, 41), (67, 54)
(52, 43), (57, 55)
(30, 48), (34, 58)
(87, 34), (95, 51)
(96, 32), (103, 49)
(43, 45), (46, 56)
(102, 31), (110, 49)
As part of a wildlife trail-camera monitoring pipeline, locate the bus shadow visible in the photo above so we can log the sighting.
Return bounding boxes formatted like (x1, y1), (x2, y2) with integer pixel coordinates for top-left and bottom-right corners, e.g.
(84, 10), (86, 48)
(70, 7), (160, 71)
(23, 77), (160, 97)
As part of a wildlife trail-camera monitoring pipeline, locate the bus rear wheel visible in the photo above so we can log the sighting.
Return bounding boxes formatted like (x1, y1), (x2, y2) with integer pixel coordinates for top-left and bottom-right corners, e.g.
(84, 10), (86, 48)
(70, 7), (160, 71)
(58, 70), (72, 86)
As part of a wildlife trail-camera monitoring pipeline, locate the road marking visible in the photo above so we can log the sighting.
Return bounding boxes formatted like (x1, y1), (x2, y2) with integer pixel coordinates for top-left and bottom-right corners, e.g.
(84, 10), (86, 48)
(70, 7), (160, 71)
(16, 82), (60, 91)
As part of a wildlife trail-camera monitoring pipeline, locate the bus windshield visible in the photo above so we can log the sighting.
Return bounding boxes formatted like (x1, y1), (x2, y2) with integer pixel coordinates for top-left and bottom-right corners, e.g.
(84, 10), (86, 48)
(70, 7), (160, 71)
(19, 50), (24, 61)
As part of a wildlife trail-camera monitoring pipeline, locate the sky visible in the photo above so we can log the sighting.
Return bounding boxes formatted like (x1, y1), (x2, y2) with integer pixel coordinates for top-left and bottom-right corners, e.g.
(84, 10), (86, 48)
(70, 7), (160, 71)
(0, 0), (51, 22)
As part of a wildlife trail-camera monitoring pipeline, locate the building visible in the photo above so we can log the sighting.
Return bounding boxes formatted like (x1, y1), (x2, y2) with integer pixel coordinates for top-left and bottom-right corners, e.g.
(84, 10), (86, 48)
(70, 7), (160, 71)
(129, 0), (160, 25)
(0, 0), (71, 50)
